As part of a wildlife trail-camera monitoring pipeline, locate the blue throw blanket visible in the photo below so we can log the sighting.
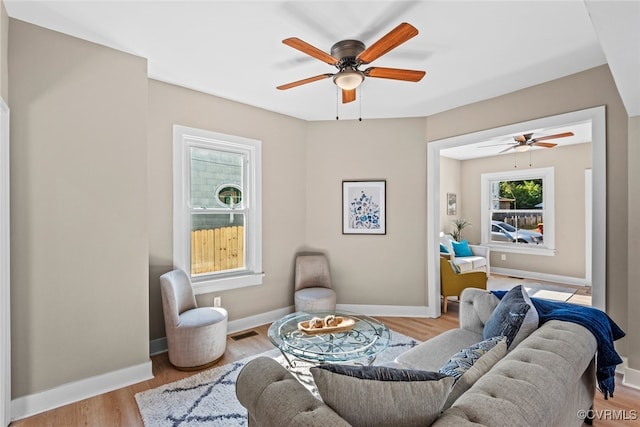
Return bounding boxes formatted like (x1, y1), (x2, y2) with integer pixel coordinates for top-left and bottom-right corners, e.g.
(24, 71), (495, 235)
(491, 291), (625, 399)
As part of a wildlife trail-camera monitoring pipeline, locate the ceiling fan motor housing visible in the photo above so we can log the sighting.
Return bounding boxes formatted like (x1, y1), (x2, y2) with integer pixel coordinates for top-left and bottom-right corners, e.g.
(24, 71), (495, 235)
(331, 39), (366, 69)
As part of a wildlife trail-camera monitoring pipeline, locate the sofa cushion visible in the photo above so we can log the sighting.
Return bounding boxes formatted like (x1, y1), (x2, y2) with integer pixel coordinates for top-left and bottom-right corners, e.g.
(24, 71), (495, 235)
(483, 285), (539, 348)
(438, 336), (508, 409)
(453, 256), (487, 273)
(311, 365), (454, 427)
(451, 240), (473, 257)
(395, 328), (484, 371)
(440, 243), (450, 254)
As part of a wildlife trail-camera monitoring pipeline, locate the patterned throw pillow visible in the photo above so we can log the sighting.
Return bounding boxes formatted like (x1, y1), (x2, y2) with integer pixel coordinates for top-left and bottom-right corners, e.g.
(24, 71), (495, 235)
(483, 284), (539, 348)
(438, 335), (505, 380)
(438, 336), (508, 409)
(311, 365), (454, 427)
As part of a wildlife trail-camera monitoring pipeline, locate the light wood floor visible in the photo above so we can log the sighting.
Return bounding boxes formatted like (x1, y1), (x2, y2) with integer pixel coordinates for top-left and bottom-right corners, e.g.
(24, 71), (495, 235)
(10, 304), (640, 426)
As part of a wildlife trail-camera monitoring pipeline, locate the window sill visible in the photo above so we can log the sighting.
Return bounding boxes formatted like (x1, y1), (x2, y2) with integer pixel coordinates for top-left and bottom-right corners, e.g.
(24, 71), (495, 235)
(484, 242), (555, 257)
(192, 272), (264, 295)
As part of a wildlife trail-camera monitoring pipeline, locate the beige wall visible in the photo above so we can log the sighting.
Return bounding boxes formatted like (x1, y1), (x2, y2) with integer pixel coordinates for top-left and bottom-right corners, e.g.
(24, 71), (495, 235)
(458, 143), (591, 278)
(426, 65), (630, 355)
(440, 156), (461, 233)
(9, 20), (149, 397)
(304, 118), (428, 306)
(147, 80), (308, 340)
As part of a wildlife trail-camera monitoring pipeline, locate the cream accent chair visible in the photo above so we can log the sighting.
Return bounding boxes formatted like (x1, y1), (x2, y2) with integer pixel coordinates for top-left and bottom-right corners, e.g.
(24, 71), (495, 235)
(440, 233), (490, 276)
(160, 269), (228, 370)
(294, 254), (337, 312)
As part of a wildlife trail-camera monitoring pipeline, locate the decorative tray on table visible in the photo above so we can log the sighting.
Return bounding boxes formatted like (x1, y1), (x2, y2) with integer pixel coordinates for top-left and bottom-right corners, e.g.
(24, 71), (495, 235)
(297, 315), (356, 335)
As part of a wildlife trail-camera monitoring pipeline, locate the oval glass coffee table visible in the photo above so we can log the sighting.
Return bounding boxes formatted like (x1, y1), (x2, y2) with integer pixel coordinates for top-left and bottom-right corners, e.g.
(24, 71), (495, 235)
(268, 311), (391, 367)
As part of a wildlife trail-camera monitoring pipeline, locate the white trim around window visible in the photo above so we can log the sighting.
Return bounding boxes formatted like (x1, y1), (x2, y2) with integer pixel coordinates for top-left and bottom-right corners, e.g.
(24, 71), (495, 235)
(173, 125), (263, 294)
(481, 167), (555, 256)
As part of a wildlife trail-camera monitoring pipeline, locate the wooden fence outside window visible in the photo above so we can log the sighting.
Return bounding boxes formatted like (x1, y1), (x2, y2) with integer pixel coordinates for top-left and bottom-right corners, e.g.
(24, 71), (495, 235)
(191, 226), (244, 274)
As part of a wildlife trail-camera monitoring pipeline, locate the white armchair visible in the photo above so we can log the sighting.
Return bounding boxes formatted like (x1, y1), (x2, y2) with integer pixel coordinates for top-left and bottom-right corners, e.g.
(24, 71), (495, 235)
(294, 254), (336, 312)
(160, 269), (228, 370)
(440, 234), (490, 277)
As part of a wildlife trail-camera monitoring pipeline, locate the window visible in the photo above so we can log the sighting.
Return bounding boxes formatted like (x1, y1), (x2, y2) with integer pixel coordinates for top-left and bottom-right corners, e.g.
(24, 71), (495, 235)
(481, 167), (555, 255)
(173, 125), (263, 293)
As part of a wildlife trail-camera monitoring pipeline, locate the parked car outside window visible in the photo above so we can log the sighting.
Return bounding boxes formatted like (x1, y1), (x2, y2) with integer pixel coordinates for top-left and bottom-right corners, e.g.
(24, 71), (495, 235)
(491, 220), (543, 244)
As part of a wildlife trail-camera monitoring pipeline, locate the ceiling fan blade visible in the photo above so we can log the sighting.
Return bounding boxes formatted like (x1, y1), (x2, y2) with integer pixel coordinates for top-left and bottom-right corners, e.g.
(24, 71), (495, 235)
(356, 22), (418, 64)
(531, 142), (558, 148)
(276, 74), (333, 90)
(282, 37), (339, 65)
(499, 145), (516, 154)
(531, 131), (574, 142)
(342, 89), (356, 103)
(365, 67), (425, 82)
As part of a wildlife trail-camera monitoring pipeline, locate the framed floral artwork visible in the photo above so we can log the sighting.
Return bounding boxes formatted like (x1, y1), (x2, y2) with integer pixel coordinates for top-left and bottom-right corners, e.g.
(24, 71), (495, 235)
(342, 180), (386, 235)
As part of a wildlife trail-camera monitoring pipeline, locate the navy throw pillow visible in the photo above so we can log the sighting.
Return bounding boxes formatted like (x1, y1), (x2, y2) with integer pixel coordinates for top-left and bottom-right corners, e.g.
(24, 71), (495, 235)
(483, 285), (532, 348)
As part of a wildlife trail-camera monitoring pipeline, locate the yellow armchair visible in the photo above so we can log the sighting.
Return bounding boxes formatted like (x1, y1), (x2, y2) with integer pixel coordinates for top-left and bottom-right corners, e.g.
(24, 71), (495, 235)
(440, 256), (487, 313)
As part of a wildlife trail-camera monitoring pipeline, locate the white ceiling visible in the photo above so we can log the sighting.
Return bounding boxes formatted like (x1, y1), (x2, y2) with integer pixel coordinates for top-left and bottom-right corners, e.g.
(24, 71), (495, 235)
(4, 1), (639, 121)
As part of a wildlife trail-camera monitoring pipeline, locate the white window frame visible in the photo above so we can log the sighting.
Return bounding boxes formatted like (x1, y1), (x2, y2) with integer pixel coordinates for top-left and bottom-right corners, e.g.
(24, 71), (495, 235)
(173, 125), (263, 294)
(481, 167), (555, 256)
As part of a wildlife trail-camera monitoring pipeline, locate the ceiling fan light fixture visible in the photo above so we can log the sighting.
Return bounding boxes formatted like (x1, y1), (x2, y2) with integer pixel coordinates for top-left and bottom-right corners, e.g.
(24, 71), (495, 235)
(333, 70), (364, 90)
(514, 144), (530, 153)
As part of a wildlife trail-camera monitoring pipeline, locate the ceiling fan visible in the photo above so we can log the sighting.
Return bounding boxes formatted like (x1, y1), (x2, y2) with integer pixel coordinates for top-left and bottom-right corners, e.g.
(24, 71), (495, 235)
(276, 23), (426, 103)
(490, 131), (575, 153)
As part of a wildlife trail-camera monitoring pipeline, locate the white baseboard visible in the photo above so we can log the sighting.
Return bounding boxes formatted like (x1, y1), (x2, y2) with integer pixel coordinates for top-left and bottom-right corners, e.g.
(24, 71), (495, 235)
(11, 361), (153, 422)
(491, 267), (589, 287)
(623, 364), (640, 390)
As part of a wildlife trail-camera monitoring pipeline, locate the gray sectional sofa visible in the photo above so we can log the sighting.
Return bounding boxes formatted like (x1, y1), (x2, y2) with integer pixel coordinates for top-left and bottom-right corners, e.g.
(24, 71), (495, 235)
(236, 288), (599, 426)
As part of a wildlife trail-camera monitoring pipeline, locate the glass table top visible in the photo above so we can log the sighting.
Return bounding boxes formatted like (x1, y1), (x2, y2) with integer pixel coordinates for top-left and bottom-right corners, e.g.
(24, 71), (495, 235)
(268, 311), (390, 364)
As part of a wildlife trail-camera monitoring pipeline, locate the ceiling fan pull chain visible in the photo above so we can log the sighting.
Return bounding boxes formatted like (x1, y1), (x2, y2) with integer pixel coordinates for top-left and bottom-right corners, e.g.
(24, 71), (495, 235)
(336, 86), (340, 120)
(359, 86), (362, 122)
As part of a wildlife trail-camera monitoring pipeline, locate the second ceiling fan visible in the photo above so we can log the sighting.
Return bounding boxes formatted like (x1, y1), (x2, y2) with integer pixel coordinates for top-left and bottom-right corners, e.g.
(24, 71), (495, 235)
(495, 131), (575, 153)
(277, 22), (426, 103)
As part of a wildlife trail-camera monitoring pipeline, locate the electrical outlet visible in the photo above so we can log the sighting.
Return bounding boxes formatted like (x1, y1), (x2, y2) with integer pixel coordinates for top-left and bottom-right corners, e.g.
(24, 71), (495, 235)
(214, 297), (222, 307)
(501, 254), (507, 261)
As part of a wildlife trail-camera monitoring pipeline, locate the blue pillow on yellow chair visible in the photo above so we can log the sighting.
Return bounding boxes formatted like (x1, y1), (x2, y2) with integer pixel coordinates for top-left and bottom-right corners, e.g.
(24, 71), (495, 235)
(451, 240), (473, 257)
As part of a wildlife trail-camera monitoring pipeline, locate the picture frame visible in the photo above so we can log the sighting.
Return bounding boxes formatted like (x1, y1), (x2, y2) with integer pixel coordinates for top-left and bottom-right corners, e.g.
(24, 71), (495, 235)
(342, 180), (386, 235)
(447, 192), (457, 216)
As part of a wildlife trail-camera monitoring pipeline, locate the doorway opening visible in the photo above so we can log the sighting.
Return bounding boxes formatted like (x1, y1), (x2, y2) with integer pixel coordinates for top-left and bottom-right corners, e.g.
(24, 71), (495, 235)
(426, 106), (606, 317)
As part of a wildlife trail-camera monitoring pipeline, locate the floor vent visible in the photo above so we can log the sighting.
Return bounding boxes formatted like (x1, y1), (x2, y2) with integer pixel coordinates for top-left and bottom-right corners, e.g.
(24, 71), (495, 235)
(231, 330), (259, 341)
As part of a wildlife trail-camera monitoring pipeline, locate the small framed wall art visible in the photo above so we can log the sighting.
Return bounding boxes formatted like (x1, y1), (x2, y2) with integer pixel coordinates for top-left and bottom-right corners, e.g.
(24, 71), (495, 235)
(447, 192), (457, 216)
(342, 180), (386, 235)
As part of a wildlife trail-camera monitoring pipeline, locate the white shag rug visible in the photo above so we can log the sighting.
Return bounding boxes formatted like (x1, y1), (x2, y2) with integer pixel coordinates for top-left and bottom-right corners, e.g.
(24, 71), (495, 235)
(135, 330), (420, 427)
